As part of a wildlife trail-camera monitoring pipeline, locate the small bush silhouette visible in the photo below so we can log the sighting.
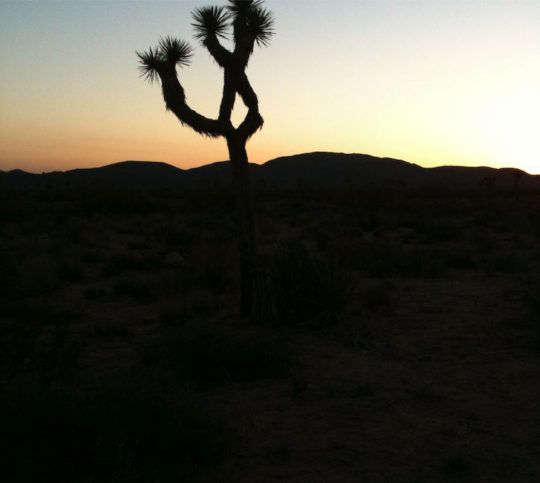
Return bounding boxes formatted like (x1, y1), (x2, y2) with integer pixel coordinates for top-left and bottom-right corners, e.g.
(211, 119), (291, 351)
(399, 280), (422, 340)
(256, 241), (354, 326)
(364, 240), (446, 278)
(102, 253), (153, 276)
(1, 304), (83, 379)
(362, 281), (395, 314)
(113, 280), (155, 303)
(522, 280), (540, 350)
(184, 240), (234, 293)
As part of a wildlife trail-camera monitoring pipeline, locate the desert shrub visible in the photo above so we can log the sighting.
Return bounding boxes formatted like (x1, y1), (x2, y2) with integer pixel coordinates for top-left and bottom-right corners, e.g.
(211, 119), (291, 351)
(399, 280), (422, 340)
(82, 249), (102, 264)
(0, 250), (19, 302)
(406, 246), (447, 277)
(184, 240), (234, 294)
(362, 281), (396, 314)
(527, 285), (540, 317)
(75, 189), (170, 216)
(17, 255), (60, 295)
(141, 322), (291, 387)
(56, 217), (86, 244)
(159, 306), (186, 326)
(90, 319), (133, 338)
(0, 382), (227, 483)
(57, 257), (87, 283)
(154, 223), (191, 246)
(0, 303), (83, 378)
(364, 241), (446, 278)
(522, 281), (540, 350)
(158, 296), (218, 326)
(183, 290), (225, 318)
(256, 241), (354, 326)
(362, 240), (406, 277)
(102, 252), (154, 276)
(479, 250), (529, 274)
(444, 244), (477, 270)
(154, 269), (225, 320)
(185, 188), (236, 212)
(441, 455), (474, 480)
(0, 194), (38, 222)
(418, 216), (461, 242)
(323, 237), (368, 271)
(470, 231), (495, 253)
(112, 280), (155, 303)
(84, 286), (108, 299)
(305, 215), (347, 247)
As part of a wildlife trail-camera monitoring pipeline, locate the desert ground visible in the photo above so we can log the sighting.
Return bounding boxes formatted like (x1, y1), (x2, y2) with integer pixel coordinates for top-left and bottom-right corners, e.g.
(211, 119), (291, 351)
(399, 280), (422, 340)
(1, 185), (539, 482)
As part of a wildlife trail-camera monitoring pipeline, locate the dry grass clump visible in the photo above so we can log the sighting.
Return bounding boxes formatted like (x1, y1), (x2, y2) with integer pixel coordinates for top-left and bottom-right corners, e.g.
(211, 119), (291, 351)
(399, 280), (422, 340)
(521, 279), (540, 351)
(255, 241), (354, 326)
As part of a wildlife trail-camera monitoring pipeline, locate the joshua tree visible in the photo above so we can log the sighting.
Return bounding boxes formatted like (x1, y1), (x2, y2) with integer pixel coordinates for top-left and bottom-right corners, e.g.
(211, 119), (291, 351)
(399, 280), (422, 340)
(137, 0), (273, 317)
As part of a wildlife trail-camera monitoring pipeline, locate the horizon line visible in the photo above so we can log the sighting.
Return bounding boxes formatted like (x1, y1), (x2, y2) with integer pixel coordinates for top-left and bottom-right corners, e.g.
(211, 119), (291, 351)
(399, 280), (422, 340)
(2, 151), (538, 176)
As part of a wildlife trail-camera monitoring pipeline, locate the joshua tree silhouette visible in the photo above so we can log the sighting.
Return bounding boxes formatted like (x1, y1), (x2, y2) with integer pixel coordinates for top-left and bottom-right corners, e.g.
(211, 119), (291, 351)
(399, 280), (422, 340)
(137, 0), (273, 317)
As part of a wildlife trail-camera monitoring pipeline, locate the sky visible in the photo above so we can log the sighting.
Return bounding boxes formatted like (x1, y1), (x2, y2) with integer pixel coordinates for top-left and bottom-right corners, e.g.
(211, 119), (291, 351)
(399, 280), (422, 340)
(1, 0), (539, 175)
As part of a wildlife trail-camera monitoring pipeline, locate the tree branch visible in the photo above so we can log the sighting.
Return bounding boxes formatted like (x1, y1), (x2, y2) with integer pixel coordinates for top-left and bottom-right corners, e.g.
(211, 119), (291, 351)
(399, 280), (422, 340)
(237, 108), (263, 140)
(233, 36), (256, 68)
(235, 71), (263, 140)
(204, 34), (233, 67)
(159, 69), (230, 138)
(219, 71), (237, 122)
(235, 71), (258, 110)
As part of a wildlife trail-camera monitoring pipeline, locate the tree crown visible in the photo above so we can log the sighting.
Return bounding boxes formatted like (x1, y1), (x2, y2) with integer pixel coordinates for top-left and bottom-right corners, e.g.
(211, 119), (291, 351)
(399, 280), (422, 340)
(137, 0), (274, 79)
(136, 1), (273, 140)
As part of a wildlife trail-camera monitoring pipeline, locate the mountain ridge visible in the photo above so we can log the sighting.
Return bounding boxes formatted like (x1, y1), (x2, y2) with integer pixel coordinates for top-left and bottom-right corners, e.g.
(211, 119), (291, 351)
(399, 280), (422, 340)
(1, 152), (538, 190)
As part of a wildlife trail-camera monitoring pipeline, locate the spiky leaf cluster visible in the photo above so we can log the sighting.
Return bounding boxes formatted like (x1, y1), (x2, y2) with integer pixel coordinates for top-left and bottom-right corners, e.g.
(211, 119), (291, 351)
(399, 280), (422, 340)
(228, 0), (274, 47)
(160, 37), (193, 65)
(137, 47), (162, 83)
(227, 0), (261, 16)
(192, 6), (230, 41)
(137, 37), (192, 83)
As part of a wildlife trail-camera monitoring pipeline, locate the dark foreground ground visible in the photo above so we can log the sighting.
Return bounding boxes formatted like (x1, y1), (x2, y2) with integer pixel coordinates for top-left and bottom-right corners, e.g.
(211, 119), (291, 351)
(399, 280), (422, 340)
(1, 186), (539, 482)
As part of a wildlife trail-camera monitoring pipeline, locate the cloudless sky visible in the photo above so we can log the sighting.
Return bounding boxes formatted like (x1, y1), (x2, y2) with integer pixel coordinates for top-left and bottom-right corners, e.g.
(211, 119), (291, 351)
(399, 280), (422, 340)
(1, 0), (539, 174)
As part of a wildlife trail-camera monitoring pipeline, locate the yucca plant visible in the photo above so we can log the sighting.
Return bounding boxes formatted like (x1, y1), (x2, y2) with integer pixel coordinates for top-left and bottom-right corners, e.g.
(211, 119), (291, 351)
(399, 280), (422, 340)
(137, 0), (274, 317)
(256, 242), (355, 326)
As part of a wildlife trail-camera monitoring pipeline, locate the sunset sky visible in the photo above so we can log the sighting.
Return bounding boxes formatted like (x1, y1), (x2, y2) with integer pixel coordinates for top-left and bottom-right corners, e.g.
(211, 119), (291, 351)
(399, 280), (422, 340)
(1, 0), (539, 174)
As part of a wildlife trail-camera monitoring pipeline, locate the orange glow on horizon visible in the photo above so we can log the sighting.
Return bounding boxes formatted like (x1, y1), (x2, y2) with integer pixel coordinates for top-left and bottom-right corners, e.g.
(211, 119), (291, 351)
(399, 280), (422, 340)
(1, 1), (539, 175)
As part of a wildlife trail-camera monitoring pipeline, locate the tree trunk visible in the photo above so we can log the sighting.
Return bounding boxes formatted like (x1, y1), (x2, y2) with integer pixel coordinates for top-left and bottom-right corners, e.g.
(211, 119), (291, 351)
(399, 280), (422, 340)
(227, 136), (256, 317)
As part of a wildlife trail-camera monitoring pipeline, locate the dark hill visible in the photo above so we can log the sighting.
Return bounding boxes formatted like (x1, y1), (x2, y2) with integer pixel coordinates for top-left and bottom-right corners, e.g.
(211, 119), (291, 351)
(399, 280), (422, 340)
(258, 152), (424, 188)
(0, 161), (187, 189)
(50, 161), (186, 189)
(1, 152), (538, 191)
(1, 169), (40, 188)
(255, 152), (539, 190)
